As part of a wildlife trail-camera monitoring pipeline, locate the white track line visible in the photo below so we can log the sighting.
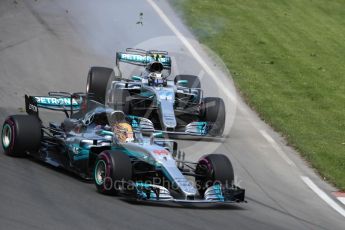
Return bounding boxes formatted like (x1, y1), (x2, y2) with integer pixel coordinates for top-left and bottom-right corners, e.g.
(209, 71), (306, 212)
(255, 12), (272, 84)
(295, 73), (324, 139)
(146, 0), (236, 103)
(259, 130), (296, 167)
(338, 197), (345, 205)
(301, 176), (345, 218)
(148, 0), (345, 218)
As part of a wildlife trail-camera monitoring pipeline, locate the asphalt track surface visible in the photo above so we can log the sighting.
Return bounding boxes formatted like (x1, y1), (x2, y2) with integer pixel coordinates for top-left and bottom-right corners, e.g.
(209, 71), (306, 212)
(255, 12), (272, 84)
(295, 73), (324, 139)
(0, 1), (344, 229)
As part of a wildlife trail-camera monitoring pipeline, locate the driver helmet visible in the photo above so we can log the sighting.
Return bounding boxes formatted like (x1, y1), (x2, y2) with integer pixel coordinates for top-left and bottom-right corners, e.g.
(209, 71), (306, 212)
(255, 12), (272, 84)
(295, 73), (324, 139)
(146, 61), (164, 73)
(109, 111), (134, 143)
(146, 62), (167, 87)
(113, 122), (134, 143)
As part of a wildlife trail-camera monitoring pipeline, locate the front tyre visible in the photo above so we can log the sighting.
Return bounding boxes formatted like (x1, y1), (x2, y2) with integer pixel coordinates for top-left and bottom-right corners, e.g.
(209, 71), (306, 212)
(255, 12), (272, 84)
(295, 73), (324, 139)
(94, 150), (132, 195)
(201, 97), (226, 136)
(195, 154), (234, 196)
(2, 115), (42, 157)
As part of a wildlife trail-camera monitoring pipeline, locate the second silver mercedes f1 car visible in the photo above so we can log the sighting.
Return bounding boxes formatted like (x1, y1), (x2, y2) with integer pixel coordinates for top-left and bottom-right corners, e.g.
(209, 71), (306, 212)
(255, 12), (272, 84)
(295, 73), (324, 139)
(86, 48), (226, 137)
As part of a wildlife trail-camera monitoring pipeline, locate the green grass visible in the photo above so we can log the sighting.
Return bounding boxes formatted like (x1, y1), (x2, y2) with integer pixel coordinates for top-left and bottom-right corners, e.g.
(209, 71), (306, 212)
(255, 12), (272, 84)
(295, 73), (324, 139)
(172, 0), (345, 190)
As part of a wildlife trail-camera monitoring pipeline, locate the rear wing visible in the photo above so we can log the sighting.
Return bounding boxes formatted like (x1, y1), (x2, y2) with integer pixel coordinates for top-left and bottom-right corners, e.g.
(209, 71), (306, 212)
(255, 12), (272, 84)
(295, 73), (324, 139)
(116, 48), (171, 69)
(25, 92), (85, 117)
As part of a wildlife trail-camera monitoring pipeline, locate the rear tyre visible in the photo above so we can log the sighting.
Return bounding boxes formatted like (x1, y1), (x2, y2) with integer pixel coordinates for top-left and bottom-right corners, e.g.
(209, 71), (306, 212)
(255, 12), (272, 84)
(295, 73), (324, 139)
(94, 150), (132, 195)
(195, 154), (234, 196)
(86, 67), (114, 104)
(174, 75), (201, 88)
(1, 115), (42, 157)
(201, 97), (226, 136)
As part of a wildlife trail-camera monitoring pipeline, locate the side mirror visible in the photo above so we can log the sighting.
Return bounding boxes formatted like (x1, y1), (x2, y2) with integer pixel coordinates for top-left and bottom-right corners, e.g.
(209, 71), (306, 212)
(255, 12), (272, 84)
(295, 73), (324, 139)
(97, 130), (114, 136)
(150, 132), (164, 144)
(95, 130), (114, 143)
(153, 132), (164, 138)
(177, 80), (188, 86)
(132, 76), (142, 81)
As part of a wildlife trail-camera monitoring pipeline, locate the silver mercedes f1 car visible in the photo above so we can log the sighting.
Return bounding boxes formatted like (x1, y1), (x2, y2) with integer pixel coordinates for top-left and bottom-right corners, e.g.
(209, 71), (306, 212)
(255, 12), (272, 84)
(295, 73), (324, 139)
(1, 92), (244, 203)
(86, 48), (226, 137)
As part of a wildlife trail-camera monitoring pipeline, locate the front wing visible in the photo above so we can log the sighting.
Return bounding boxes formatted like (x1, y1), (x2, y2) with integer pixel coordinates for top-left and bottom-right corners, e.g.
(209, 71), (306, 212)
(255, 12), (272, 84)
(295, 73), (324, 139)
(119, 182), (245, 204)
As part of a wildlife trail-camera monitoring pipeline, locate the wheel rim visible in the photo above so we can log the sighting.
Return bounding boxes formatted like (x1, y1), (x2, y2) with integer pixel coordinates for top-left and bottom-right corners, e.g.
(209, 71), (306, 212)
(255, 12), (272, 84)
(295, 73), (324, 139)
(95, 160), (106, 185)
(2, 124), (12, 149)
(86, 74), (91, 93)
(86, 81), (90, 93)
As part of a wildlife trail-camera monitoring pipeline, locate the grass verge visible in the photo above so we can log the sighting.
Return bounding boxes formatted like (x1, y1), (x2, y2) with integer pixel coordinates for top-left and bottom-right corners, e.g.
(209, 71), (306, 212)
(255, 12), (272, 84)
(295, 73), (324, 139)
(171, 0), (345, 190)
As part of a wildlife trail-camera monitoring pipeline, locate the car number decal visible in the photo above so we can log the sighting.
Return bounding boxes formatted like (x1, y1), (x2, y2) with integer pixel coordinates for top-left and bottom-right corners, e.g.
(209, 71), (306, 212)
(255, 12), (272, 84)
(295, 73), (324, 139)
(153, 149), (169, 155)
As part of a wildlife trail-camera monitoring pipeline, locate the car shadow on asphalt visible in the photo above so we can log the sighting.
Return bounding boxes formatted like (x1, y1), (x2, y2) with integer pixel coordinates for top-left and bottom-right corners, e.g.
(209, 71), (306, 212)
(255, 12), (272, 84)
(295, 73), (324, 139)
(122, 198), (246, 210)
(26, 155), (93, 183)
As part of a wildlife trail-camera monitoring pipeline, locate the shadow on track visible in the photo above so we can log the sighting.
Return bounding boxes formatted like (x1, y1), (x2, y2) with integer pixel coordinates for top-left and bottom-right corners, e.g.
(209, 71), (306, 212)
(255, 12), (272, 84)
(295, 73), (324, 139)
(121, 198), (246, 210)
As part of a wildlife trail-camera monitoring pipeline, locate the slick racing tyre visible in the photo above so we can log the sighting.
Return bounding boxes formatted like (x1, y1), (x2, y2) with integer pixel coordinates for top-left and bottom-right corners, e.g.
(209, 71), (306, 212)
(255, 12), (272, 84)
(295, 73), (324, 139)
(174, 75), (201, 88)
(195, 154), (234, 196)
(2, 115), (42, 157)
(86, 67), (114, 104)
(94, 150), (132, 195)
(111, 89), (131, 115)
(201, 97), (225, 136)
